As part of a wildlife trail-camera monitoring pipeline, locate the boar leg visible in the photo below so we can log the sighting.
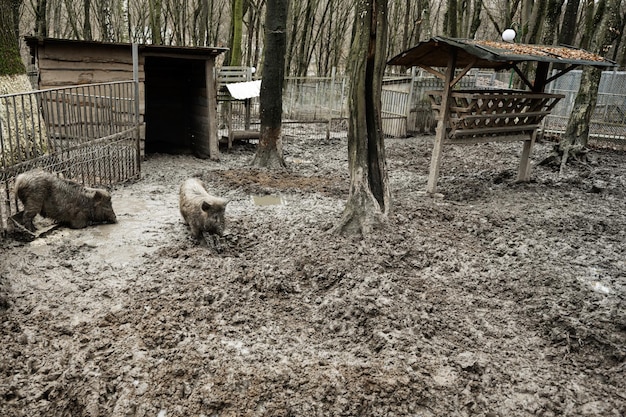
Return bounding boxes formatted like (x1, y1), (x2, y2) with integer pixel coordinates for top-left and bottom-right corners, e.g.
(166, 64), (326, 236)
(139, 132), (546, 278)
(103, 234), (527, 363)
(21, 202), (41, 232)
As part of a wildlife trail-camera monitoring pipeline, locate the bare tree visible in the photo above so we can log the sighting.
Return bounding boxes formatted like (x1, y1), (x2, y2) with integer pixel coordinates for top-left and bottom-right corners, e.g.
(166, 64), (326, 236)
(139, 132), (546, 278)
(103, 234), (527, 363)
(559, 0), (580, 46)
(557, 0), (623, 168)
(333, 0), (390, 235)
(227, 0), (244, 65)
(83, 0), (93, 39)
(32, 0), (48, 37)
(518, 0), (547, 43)
(0, 0), (25, 75)
(244, 0), (265, 68)
(95, 0), (114, 41)
(439, 0), (483, 39)
(315, 0), (353, 75)
(252, 0), (288, 168)
(149, 0), (163, 44)
(387, 1), (431, 58)
(614, 6), (626, 65)
(445, 0), (458, 36)
(541, 0), (565, 45)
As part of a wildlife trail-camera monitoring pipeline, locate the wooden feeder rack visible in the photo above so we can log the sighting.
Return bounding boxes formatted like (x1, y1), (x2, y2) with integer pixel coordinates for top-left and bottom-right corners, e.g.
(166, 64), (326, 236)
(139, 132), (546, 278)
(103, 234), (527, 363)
(388, 36), (616, 194)
(427, 89), (564, 143)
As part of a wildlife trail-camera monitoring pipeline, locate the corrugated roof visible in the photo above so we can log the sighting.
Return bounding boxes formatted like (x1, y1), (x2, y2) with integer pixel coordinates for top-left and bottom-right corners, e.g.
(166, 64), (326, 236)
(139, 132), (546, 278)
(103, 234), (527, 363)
(387, 36), (616, 70)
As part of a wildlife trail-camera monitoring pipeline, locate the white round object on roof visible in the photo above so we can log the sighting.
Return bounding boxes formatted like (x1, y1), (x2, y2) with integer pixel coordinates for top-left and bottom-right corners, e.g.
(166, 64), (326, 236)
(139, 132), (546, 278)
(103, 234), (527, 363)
(502, 29), (516, 42)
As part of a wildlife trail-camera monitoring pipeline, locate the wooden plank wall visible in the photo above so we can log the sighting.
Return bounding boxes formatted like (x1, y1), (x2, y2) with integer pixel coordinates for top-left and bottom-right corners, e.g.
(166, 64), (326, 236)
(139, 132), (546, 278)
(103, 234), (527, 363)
(34, 43), (146, 153)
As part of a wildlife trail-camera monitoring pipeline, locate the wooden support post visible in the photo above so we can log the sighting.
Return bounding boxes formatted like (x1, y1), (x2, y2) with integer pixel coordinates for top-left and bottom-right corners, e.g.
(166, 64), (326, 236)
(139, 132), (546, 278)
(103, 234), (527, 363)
(226, 102), (233, 149)
(426, 52), (457, 194)
(517, 129), (537, 181)
(518, 61), (550, 181)
(205, 59), (220, 160)
(533, 62), (550, 93)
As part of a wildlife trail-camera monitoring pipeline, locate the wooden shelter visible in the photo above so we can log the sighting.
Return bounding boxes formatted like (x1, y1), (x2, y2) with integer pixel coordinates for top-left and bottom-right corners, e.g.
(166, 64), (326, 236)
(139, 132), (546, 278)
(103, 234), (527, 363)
(388, 36), (616, 194)
(25, 37), (227, 159)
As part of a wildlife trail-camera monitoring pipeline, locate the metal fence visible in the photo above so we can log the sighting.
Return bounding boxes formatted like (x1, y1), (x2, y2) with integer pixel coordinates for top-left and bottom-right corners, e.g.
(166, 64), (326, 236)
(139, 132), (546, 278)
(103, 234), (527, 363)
(220, 74), (409, 140)
(220, 71), (489, 140)
(217, 69), (626, 144)
(543, 70), (626, 144)
(390, 69), (626, 144)
(1, 80), (140, 235)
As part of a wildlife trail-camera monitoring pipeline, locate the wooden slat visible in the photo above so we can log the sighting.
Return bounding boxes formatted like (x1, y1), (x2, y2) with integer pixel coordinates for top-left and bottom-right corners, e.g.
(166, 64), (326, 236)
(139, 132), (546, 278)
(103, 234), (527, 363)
(452, 111), (550, 121)
(446, 134), (530, 144)
(451, 124), (539, 137)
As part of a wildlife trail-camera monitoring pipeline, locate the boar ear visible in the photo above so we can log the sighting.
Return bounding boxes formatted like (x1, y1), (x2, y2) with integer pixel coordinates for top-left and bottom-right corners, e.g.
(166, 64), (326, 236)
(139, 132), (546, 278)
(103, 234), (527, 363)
(93, 190), (110, 202)
(93, 190), (104, 201)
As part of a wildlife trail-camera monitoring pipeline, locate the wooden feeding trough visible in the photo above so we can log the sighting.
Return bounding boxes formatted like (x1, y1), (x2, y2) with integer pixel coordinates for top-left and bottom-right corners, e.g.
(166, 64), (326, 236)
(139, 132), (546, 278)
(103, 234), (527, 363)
(388, 36), (616, 194)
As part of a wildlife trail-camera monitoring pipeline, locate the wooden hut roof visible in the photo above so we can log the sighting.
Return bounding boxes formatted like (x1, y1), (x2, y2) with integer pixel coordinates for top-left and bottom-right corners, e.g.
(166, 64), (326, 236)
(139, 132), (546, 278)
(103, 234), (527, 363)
(387, 36), (616, 70)
(24, 37), (228, 58)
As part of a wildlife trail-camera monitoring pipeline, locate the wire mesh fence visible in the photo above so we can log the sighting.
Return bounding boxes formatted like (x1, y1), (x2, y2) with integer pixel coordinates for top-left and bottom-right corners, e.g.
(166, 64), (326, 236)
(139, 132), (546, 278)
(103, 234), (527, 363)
(216, 70), (626, 145)
(1, 80), (140, 235)
(544, 70), (626, 144)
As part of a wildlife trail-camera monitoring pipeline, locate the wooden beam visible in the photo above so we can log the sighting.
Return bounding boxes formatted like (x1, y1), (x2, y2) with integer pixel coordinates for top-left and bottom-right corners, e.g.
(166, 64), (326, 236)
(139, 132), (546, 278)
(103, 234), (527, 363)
(545, 64), (579, 84)
(512, 65), (534, 90)
(450, 59), (476, 88)
(426, 51), (457, 194)
(417, 64), (446, 81)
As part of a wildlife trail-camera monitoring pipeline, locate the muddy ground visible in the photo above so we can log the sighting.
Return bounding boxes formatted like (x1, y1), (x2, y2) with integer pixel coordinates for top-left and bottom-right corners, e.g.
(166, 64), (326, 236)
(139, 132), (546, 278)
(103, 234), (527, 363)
(1, 134), (625, 417)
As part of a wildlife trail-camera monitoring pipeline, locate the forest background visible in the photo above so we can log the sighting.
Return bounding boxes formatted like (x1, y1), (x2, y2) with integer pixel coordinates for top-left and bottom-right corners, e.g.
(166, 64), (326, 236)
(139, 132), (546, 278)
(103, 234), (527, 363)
(10, 0), (626, 78)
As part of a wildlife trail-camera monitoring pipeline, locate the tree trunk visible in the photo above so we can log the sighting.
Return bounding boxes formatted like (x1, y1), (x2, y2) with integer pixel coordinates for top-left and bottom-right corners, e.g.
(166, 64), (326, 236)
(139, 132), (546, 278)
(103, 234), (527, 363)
(0, 0), (25, 76)
(228, 0), (244, 66)
(579, 0), (597, 50)
(556, 0), (622, 169)
(32, 0), (47, 37)
(542, 0), (565, 45)
(468, 0), (482, 38)
(149, 0), (163, 45)
(559, 0), (580, 46)
(252, 0), (288, 169)
(192, 0), (209, 46)
(83, 0), (92, 40)
(333, 0), (390, 236)
(445, 0), (458, 37)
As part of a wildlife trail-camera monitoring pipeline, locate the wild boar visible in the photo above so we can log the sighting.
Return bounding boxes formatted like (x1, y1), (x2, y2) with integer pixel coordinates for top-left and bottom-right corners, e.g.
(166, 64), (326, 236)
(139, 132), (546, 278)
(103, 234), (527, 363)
(179, 178), (228, 239)
(15, 169), (117, 231)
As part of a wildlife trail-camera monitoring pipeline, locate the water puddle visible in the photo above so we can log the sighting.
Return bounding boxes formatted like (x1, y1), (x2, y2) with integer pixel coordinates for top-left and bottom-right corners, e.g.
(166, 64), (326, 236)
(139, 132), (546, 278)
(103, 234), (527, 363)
(252, 195), (283, 206)
(26, 190), (175, 268)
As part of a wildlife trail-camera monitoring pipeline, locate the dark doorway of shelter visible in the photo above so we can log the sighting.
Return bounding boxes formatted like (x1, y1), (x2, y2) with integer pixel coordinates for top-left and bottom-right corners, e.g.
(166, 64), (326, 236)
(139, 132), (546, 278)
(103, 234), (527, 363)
(144, 57), (205, 155)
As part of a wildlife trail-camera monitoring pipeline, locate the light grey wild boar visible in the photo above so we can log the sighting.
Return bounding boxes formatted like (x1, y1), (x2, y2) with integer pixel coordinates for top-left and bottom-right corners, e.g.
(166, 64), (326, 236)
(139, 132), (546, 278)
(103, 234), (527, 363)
(15, 169), (117, 231)
(179, 177), (228, 239)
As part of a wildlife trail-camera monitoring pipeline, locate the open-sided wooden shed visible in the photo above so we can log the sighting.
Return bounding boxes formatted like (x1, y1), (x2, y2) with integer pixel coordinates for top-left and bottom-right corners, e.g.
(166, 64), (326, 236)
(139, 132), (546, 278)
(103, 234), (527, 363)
(25, 37), (227, 159)
(388, 36), (616, 194)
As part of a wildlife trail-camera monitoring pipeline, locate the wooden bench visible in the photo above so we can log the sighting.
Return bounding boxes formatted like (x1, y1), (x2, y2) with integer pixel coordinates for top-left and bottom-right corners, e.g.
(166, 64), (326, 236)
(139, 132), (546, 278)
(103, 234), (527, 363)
(228, 129), (260, 148)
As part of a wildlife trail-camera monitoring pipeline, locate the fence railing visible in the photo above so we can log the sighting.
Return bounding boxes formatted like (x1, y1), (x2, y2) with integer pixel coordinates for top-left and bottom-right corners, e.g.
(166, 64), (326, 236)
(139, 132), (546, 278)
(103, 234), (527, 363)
(217, 70), (626, 143)
(1, 80), (140, 235)
(543, 70), (626, 143)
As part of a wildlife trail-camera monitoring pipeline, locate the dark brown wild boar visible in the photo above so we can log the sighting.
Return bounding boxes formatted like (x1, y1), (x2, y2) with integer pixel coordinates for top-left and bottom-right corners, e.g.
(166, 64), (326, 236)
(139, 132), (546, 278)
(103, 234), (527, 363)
(15, 169), (117, 231)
